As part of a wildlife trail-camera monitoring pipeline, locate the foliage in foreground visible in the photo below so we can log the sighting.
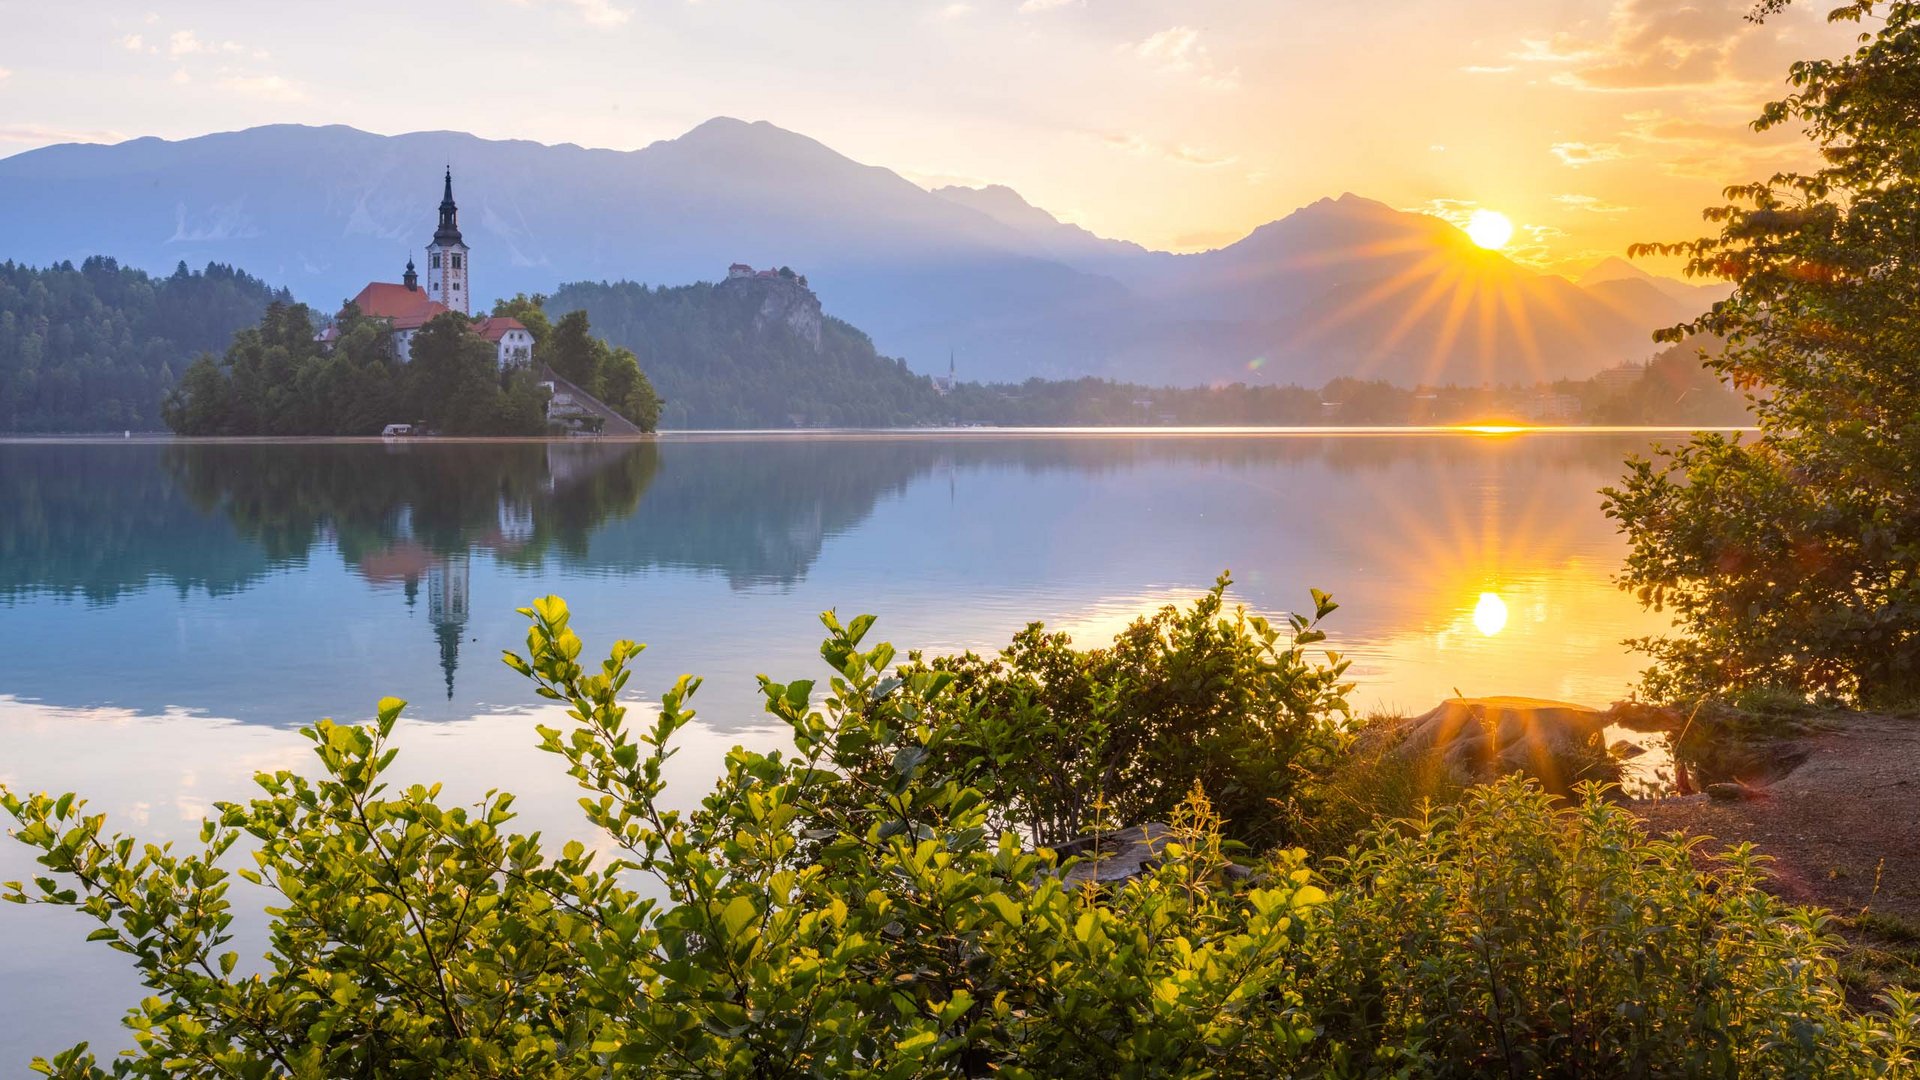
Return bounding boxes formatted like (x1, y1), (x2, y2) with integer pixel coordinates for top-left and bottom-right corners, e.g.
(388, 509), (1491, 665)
(4, 594), (1918, 1077)
(918, 576), (1352, 850)
(1607, 0), (1920, 705)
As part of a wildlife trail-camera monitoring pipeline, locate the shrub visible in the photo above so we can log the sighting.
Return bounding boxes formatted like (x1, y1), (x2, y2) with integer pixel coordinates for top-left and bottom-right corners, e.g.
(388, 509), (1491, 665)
(3, 598), (1915, 1077)
(1310, 778), (1920, 1077)
(917, 574), (1353, 850)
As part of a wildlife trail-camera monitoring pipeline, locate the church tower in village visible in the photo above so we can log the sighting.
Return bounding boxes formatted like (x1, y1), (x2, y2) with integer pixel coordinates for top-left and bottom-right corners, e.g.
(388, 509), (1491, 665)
(425, 168), (469, 315)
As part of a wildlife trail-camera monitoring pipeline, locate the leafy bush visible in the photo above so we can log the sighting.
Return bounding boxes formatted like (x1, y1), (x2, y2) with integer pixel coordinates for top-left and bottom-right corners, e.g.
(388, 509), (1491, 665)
(4, 598), (1916, 1077)
(1313, 779), (1918, 1076)
(917, 575), (1352, 849)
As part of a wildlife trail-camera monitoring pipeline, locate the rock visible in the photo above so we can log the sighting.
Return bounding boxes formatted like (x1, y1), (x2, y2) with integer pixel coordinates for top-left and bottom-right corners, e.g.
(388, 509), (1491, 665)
(1359, 696), (1621, 796)
(1610, 739), (1648, 759)
(1053, 824), (1252, 886)
(1607, 700), (1685, 732)
(1706, 781), (1769, 802)
(715, 273), (824, 350)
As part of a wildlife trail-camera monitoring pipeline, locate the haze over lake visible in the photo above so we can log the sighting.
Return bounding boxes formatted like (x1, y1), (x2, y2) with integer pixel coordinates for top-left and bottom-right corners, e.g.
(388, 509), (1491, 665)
(1, 430), (1677, 1060)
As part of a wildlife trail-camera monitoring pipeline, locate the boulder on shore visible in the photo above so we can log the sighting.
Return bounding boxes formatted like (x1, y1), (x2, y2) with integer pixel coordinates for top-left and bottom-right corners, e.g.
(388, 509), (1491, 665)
(1358, 696), (1621, 796)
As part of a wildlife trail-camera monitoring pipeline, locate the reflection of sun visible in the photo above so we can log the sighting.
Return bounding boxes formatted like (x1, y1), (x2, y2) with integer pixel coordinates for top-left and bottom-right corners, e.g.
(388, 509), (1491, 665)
(1472, 591), (1509, 636)
(1465, 209), (1515, 250)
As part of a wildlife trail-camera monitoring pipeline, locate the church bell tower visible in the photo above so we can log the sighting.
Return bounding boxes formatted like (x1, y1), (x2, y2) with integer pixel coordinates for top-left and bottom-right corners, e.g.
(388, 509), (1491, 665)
(425, 168), (469, 314)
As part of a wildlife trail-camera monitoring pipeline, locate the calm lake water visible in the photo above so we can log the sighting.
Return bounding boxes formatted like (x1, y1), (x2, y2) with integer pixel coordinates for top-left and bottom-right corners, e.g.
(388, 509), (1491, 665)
(0, 431), (1685, 1064)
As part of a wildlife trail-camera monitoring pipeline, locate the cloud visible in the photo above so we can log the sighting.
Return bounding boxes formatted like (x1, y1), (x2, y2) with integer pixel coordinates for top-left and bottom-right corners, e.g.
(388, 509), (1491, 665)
(1019, 0), (1077, 10)
(1617, 106), (1814, 180)
(120, 33), (148, 52)
(1128, 26), (1239, 90)
(932, 2), (973, 20)
(511, 0), (633, 27)
(1101, 132), (1236, 168)
(218, 74), (309, 102)
(1517, 0), (1771, 92)
(1553, 193), (1630, 213)
(1461, 64), (1514, 74)
(168, 30), (247, 58)
(1550, 141), (1625, 167)
(0, 124), (127, 146)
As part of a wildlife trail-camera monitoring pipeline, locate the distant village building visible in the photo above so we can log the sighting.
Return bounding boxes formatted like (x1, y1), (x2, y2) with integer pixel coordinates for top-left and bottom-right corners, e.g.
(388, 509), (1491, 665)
(931, 350), (956, 394)
(325, 170), (533, 368)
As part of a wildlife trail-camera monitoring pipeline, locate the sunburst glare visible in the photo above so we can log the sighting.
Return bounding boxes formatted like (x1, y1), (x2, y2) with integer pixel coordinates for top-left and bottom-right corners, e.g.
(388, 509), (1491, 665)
(1465, 210), (1515, 250)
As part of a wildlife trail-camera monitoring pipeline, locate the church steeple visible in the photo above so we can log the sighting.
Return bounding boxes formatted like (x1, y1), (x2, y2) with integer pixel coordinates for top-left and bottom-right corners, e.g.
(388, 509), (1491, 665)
(402, 255), (418, 291)
(425, 167), (470, 314)
(433, 167), (463, 246)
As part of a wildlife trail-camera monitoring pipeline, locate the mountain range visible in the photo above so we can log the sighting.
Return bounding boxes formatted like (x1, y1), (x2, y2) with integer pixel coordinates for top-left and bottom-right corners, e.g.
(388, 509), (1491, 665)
(0, 119), (1727, 387)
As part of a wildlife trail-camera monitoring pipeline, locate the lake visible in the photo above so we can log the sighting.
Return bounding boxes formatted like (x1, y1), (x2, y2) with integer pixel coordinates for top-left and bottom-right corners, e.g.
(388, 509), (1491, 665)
(0, 430), (1685, 1064)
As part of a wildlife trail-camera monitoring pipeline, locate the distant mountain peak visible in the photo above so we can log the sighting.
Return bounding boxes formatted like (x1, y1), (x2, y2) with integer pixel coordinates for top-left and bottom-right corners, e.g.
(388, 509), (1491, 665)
(1577, 255), (1654, 288)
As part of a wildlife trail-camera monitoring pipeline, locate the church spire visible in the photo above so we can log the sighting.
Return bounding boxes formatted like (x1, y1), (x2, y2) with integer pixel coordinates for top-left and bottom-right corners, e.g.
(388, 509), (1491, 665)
(426, 166), (470, 314)
(402, 254), (418, 291)
(433, 167), (463, 246)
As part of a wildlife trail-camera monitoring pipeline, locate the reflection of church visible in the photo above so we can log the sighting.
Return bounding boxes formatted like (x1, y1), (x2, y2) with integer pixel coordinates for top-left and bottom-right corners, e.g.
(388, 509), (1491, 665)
(426, 551), (470, 700)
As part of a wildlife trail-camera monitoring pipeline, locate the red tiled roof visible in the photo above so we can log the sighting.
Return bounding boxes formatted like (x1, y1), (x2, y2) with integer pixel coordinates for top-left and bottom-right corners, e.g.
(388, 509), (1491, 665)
(471, 316), (529, 343)
(348, 283), (450, 331)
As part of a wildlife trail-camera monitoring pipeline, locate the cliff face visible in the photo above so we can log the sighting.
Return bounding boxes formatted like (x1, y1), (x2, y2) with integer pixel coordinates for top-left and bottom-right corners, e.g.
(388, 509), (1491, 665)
(717, 275), (823, 351)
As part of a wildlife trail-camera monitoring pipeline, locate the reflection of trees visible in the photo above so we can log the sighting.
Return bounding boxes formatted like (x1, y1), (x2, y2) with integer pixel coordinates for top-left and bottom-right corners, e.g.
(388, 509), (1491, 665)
(164, 442), (661, 580)
(1, 434), (1665, 609)
(0, 445), (273, 604)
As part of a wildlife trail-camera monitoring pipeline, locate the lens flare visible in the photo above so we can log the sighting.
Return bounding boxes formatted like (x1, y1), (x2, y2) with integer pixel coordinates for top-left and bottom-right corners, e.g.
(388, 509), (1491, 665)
(1472, 591), (1509, 636)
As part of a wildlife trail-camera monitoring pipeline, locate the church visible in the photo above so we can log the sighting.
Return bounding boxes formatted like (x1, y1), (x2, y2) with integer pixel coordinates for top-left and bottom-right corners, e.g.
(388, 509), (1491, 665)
(325, 170), (535, 367)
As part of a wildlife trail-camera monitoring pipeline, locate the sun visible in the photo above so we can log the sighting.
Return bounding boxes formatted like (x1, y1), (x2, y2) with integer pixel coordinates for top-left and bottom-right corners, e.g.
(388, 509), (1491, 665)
(1465, 209), (1515, 251)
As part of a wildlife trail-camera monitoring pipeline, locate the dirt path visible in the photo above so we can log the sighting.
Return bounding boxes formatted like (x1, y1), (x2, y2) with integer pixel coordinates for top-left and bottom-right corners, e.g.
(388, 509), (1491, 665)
(1632, 712), (1920, 919)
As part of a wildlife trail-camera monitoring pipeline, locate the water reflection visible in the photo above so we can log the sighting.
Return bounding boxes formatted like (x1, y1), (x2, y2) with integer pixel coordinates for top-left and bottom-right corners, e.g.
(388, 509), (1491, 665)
(0, 434), (1674, 725)
(1473, 592), (1508, 637)
(0, 431), (1686, 1067)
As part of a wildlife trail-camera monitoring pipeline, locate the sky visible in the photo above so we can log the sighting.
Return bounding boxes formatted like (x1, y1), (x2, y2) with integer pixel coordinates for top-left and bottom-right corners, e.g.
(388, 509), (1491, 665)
(0, 0), (1864, 273)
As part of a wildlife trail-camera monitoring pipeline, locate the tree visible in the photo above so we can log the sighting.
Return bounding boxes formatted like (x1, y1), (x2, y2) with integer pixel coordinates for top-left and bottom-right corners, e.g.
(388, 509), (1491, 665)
(1605, 0), (1920, 704)
(544, 309), (602, 391)
(599, 346), (662, 433)
(0, 257), (287, 433)
(405, 312), (504, 435)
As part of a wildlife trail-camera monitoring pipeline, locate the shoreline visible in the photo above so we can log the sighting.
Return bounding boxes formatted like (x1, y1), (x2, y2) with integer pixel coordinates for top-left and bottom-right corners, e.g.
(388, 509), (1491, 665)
(0, 423), (1759, 446)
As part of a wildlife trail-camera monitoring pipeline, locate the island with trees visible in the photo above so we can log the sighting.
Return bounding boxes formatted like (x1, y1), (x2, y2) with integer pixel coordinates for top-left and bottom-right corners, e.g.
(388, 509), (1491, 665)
(160, 298), (659, 437)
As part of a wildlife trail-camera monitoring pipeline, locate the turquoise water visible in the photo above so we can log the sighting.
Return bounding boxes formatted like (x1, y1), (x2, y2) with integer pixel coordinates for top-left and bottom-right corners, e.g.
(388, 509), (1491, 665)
(0, 432), (1677, 1064)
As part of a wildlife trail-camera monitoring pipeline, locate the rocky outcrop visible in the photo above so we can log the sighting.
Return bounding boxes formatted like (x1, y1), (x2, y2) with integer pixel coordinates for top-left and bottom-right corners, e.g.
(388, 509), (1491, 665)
(716, 273), (823, 350)
(1357, 696), (1622, 796)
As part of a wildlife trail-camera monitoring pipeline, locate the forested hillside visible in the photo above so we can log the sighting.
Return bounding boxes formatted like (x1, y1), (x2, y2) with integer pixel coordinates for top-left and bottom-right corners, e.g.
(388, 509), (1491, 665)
(0, 258), (288, 432)
(549, 279), (945, 428)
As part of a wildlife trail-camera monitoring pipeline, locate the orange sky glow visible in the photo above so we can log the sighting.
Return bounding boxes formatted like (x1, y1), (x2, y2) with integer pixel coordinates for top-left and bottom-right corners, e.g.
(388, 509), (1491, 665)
(0, 1), (1866, 276)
